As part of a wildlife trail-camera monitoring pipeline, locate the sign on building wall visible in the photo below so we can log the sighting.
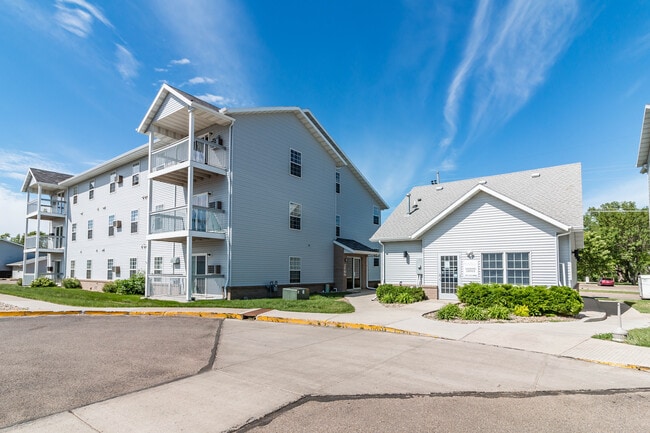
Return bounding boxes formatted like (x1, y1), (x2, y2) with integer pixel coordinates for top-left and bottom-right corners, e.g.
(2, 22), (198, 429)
(462, 259), (479, 279)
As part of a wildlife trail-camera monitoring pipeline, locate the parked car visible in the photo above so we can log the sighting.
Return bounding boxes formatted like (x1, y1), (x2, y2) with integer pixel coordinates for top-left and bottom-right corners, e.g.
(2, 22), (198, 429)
(598, 277), (615, 286)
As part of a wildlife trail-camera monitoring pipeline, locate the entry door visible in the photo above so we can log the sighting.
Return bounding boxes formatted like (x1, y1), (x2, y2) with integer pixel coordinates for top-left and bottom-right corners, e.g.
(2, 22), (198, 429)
(192, 254), (207, 294)
(54, 226), (64, 248)
(346, 257), (361, 289)
(439, 255), (459, 300)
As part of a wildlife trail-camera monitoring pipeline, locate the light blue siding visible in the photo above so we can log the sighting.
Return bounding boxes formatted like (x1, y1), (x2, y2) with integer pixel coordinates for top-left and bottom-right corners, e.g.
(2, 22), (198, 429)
(383, 241), (422, 285)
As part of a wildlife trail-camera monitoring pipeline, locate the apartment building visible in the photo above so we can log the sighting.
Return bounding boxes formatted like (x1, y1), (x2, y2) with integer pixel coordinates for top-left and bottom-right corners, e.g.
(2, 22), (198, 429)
(21, 84), (387, 299)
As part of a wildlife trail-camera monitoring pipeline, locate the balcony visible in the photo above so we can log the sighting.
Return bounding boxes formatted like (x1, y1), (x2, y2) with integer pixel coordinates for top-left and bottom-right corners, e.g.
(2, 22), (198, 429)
(148, 205), (226, 241)
(26, 199), (66, 220)
(24, 235), (65, 252)
(150, 137), (228, 185)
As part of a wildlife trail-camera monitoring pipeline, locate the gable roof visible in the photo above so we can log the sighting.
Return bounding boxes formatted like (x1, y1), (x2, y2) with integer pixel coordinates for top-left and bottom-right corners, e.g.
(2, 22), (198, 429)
(21, 168), (73, 193)
(636, 105), (650, 170)
(371, 163), (582, 242)
(334, 238), (378, 255)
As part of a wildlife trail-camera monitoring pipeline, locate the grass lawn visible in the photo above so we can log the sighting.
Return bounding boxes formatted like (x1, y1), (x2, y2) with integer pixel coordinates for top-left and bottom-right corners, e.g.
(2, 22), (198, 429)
(0, 284), (354, 314)
(592, 327), (650, 348)
(625, 300), (650, 314)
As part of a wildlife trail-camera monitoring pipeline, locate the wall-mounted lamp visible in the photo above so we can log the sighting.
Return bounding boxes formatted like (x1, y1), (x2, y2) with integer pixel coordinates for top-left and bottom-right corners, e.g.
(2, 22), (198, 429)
(467, 251), (474, 259)
(403, 251), (409, 258)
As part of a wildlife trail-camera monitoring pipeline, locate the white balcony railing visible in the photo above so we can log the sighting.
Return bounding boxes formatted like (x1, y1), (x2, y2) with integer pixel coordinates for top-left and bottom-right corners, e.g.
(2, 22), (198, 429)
(27, 199), (66, 216)
(25, 235), (65, 250)
(147, 274), (225, 298)
(148, 275), (186, 297)
(149, 206), (226, 235)
(151, 138), (227, 173)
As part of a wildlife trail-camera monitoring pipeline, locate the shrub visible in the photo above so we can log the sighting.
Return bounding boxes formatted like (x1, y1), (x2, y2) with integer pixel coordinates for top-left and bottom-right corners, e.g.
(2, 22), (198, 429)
(16, 278), (22, 286)
(62, 278), (82, 289)
(113, 273), (145, 295)
(376, 284), (424, 304)
(513, 305), (530, 317)
(460, 305), (488, 321)
(436, 303), (461, 320)
(487, 305), (511, 320)
(102, 281), (117, 293)
(30, 277), (57, 288)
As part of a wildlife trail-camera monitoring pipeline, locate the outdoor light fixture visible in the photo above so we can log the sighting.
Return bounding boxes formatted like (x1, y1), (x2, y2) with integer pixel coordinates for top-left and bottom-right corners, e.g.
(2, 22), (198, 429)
(403, 251), (408, 258)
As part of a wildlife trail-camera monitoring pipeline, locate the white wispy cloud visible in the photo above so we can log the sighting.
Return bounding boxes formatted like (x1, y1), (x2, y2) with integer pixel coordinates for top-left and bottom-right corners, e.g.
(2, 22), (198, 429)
(54, 0), (112, 38)
(0, 184), (28, 236)
(155, 67), (168, 72)
(115, 44), (139, 80)
(439, 0), (580, 150)
(582, 174), (649, 211)
(0, 151), (71, 183)
(189, 77), (217, 85)
(170, 58), (191, 65)
(197, 93), (231, 106)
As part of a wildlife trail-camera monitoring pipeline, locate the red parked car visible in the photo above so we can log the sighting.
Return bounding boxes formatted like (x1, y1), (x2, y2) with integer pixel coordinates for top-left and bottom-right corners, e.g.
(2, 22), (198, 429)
(598, 277), (615, 286)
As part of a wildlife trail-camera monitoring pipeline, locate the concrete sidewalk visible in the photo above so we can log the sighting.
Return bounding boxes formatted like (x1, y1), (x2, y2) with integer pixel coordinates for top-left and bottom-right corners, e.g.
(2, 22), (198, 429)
(1, 290), (649, 370)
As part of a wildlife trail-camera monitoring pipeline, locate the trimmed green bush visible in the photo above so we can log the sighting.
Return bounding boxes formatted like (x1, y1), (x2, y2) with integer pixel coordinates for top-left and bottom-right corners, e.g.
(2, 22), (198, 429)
(62, 278), (82, 289)
(460, 305), (488, 320)
(513, 305), (530, 317)
(436, 303), (461, 320)
(102, 281), (117, 293)
(457, 283), (583, 317)
(487, 305), (511, 320)
(30, 277), (57, 288)
(16, 278), (22, 286)
(376, 284), (424, 304)
(113, 273), (145, 295)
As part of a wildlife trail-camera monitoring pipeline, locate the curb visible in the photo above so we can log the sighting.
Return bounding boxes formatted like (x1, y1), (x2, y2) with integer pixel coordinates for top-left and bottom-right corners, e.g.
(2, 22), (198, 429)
(0, 310), (245, 320)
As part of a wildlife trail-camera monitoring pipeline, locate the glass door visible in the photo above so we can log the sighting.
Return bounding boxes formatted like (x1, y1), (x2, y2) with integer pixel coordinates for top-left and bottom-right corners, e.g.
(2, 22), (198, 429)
(439, 255), (459, 300)
(345, 257), (362, 289)
(192, 254), (207, 295)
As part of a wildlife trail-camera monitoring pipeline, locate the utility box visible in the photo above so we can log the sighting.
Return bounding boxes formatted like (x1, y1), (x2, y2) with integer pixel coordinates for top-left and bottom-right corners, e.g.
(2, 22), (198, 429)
(282, 287), (310, 300)
(639, 275), (650, 300)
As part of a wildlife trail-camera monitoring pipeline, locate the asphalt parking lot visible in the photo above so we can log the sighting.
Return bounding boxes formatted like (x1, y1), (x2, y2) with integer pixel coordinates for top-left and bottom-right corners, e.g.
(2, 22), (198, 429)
(0, 315), (222, 428)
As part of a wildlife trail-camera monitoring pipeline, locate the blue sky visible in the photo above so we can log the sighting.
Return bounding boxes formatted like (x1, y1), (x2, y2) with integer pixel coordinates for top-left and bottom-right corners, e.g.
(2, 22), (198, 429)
(1, 0), (649, 236)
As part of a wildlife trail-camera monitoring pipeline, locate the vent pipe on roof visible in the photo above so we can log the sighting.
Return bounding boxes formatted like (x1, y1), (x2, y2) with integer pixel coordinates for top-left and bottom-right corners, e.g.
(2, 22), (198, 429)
(406, 193), (411, 215)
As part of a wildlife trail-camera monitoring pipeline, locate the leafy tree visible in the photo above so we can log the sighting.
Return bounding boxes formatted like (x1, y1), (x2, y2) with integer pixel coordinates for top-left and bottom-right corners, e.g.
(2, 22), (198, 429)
(581, 202), (650, 284)
(0, 233), (24, 244)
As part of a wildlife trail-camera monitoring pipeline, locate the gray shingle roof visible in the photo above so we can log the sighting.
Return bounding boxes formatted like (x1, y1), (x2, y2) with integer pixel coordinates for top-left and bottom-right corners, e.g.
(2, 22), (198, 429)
(335, 238), (378, 253)
(29, 168), (73, 185)
(371, 163), (582, 241)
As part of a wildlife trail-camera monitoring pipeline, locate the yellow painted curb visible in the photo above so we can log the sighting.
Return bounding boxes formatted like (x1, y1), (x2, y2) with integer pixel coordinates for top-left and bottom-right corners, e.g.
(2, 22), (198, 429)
(573, 357), (650, 372)
(255, 315), (436, 338)
(0, 310), (245, 320)
(0, 310), (81, 317)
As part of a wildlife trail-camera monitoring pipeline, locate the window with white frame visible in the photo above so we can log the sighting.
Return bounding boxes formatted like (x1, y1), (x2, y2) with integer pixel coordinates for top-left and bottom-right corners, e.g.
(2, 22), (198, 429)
(290, 149), (301, 177)
(481, 253), (504, 284)
(131, 210), (138, 233)
(70, 260), (75, 278)
(373, 206), (380, 225)
(89, 179), (95, 200)
(335, 171), (340, 193)
(86, 260), (92, 279)
(87, 220), (93, 240)
(289, 257), (301, 283)
(108, 215), (115, 236)
(507, 252), (530, 285)
(153, 257), (163, 275)
(336, 215), (340, 237)
(71, 223), (77, 241)
(107, 259), (114, 280)
(129, 258), (137, 277)
(132, 161), (140, 186)
(72, 186), (78, 204)
(109, 171), (117, 193)
(289, 202), (301, 230)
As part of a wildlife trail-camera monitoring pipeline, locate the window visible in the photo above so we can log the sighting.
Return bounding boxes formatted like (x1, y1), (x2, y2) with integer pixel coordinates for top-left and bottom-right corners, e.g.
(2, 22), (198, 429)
(109, 171), (117, 193)
(89, 179), (95, 200)
(153, 257), (163, 275)
(335, 215), (340, 237)
(71, 223), (77, 242)
(107, 259), (114, 280)
(132, 162), (140, 186)
(290, 149), (301, 177)
(129, 258), (137, 277)
(373, 206), (380, 225)
(373, 256), (380, 267)
(289, 202), (301, 230)
(108, 215), (115, 236)
(87, 220), (93, 240)
(481, 253), (504, 284)
(86, 260), (92, 279)
(289, 257), (301, 283)
(70, 260), (75, 278)
(335, 171), (340, 193)
(507, 252), (530, 285)
(72, 186), (78, 204)
(131, 210), (138, 233)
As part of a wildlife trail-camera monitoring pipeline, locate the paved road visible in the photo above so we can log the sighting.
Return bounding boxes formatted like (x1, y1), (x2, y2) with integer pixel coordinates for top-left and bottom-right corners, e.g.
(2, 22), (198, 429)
(0, 315), (221, 428)
(2, 317), (649, 432)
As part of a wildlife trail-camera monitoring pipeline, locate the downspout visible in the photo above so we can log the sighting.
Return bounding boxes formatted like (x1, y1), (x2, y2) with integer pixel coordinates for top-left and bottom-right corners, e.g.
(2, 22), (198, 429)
(225, 118), (235, 298)
(379, 241), (385, 284)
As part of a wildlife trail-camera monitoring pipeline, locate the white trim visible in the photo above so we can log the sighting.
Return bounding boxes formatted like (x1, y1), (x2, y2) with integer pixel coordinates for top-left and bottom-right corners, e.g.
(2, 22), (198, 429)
(411, 185), (571, 239)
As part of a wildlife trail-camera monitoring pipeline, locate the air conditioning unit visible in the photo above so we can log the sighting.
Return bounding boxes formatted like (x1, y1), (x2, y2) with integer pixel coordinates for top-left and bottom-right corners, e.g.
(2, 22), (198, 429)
(207, 265), (221, 274)
(113, 220), (122, 228)
(170, 257), (180, 265)
(112, 266), (121, 273)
